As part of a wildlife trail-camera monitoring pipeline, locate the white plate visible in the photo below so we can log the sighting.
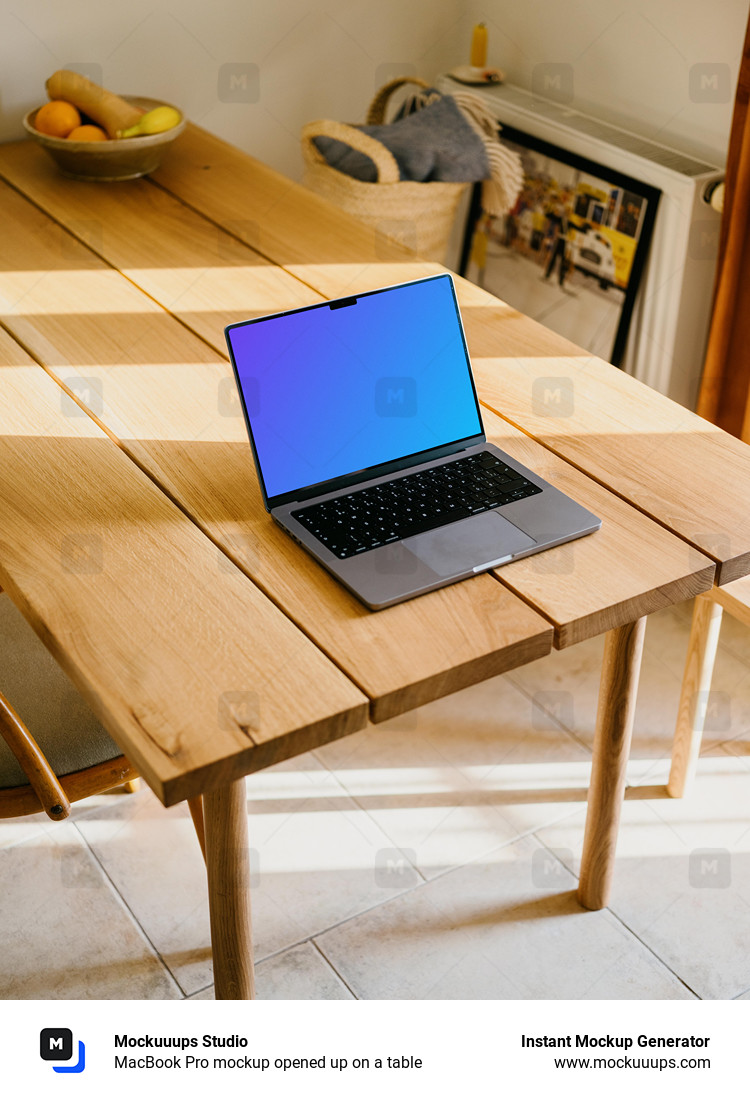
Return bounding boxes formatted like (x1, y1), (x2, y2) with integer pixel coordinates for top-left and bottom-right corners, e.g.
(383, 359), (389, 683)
(448, 65), (504, 86)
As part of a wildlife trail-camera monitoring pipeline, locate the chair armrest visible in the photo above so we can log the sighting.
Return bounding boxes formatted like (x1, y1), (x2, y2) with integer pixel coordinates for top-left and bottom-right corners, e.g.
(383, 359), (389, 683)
(0, 693), (71, 819)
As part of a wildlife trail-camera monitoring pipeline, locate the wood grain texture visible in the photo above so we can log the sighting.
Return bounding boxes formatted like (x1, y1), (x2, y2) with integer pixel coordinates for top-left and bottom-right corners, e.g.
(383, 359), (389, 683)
(0, 176), (554, 720)
(69, 121), (748, 587)
(204, 778), (255, 999)
(450, 277), (750, 584)
(0, 138), (324, 348)
(6, 134), (744, 593)
(578, 616), (647, 910)
(0, 325), (368, 805)
(469, 346), (750, 586)
(481, 409), (715, 646)
(667, 574), (750, 796)
(151, 124), (417, 268)
(0, 167), (717, 654)
(667, 593), (724, 798)
(188, 795), (207, 862)
(711, 573), (750, 627)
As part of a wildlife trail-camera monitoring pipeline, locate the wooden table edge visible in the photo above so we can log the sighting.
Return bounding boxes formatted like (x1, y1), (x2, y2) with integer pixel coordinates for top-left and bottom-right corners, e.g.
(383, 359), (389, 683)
(716, 552), (750, 586)
(495, 562), (716, 649)
(368, 624), (554, 724)
(153, 700), (370, 807)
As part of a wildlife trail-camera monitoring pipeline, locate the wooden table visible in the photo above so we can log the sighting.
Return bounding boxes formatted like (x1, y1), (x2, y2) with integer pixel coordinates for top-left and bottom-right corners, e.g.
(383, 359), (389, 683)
(1, 125), (748, 998)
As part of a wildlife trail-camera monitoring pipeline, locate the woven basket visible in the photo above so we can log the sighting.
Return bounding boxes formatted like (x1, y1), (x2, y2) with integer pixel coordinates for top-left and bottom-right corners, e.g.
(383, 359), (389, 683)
(301, 77), (468, 263)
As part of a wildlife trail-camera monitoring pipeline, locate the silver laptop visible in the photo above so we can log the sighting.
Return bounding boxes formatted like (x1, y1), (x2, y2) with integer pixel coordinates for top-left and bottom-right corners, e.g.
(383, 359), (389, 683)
(224, 273), (600, 609)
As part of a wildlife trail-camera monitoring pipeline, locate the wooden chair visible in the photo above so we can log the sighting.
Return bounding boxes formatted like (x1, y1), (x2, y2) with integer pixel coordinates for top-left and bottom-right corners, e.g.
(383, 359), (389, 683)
(0, 688), (139, 820)
(669, 578), (750, 797)
(0, 591), (206, 856)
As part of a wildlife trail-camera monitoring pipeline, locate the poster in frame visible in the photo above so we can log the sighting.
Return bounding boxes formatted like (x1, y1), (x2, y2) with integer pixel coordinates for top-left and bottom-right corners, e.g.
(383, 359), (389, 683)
(459, 125), (661, 367)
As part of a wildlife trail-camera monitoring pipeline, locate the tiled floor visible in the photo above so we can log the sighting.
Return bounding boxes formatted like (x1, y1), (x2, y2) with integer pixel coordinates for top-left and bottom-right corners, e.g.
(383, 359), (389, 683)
(2, 597), (750, 1000)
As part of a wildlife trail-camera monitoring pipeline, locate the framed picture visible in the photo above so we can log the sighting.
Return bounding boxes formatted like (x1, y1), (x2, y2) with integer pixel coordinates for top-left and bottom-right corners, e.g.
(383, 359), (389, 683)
(459, 125), (661, 367)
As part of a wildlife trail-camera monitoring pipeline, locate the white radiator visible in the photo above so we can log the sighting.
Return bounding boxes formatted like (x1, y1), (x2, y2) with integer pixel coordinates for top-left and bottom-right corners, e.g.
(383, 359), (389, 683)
(438, 78), (724, 410)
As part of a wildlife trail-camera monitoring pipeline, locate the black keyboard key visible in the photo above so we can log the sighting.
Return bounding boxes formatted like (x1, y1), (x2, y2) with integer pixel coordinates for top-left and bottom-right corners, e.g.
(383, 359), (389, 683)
(292, 452), (540, 558)
(478, 452), (500, 467)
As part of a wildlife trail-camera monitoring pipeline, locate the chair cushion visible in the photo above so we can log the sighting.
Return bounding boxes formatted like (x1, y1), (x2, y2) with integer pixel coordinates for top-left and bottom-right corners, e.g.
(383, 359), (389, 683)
(0, 594), (123, 789)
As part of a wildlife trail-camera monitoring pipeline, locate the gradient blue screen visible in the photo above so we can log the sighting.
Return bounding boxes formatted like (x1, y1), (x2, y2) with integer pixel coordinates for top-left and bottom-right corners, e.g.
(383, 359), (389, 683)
(227, 275), (482, 499)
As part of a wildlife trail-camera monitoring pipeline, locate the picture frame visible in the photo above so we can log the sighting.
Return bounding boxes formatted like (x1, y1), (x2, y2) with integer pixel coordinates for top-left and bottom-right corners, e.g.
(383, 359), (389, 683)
(459, 124), (661, 367)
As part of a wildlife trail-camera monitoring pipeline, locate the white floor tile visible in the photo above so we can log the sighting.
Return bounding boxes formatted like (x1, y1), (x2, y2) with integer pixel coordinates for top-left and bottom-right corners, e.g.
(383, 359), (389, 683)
(3, 594), (749, 1000)
(0, 812), (57, 852)
(538, 753), (750, 998)
(316, 675), (591, 877)
(0, 823), (179, 999)
(315, 836), (692, 999)
(75, 753), (419, 996)
(190, 942), (353, 1000)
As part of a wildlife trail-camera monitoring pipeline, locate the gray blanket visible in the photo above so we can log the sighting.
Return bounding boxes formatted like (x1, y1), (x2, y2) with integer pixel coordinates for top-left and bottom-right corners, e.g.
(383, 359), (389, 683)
(314, 93), (490, 183)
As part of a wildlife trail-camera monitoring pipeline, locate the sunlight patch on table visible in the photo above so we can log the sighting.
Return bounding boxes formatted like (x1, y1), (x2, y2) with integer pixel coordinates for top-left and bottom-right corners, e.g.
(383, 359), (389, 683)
(0, 271), (156, 314)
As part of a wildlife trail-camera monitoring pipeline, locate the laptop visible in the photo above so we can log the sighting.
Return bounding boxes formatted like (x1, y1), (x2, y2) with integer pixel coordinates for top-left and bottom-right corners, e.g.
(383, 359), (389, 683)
(224, 272), (601, 609)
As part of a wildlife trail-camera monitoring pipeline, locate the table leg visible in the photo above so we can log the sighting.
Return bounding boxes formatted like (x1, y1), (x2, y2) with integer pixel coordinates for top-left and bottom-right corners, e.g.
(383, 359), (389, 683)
(203, 778), (255, 999)
(188, 795), (207, 863)
(667, 593), (723, 798)
(577, 616), (646, 911)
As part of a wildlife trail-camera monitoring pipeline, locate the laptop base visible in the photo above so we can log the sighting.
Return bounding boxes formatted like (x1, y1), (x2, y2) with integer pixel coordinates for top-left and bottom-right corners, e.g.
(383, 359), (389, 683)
(274, 442), (601, 610)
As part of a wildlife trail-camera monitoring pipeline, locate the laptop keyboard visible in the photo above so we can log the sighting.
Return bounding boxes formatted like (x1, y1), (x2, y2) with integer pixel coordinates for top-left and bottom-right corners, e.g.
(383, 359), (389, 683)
(291, 451), (542, 559)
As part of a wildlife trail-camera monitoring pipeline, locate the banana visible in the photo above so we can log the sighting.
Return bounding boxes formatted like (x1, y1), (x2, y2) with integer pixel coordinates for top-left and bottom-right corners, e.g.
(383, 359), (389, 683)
(119, 106), (181, 138)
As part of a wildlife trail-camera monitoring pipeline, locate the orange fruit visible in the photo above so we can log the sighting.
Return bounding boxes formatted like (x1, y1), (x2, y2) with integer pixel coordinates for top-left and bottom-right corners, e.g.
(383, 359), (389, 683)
(67, 124), (107, 142)
(35, 100), (81, 138)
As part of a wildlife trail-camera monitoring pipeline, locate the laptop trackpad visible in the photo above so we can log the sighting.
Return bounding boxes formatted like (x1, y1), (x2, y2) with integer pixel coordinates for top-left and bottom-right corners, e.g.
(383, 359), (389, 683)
(403, 511), (536, 578)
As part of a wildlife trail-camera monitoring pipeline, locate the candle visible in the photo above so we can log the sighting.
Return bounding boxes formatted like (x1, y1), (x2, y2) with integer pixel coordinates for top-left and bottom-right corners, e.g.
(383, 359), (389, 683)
(470, 22), (488, 68)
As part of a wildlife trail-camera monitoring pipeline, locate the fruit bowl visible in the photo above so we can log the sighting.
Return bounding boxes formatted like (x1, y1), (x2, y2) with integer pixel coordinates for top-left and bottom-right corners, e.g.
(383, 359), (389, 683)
(23, 96), (186, 181)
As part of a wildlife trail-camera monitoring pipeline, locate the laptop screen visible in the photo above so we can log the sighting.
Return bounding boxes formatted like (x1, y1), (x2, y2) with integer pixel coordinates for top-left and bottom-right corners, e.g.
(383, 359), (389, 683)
(225, 274), (483, 501)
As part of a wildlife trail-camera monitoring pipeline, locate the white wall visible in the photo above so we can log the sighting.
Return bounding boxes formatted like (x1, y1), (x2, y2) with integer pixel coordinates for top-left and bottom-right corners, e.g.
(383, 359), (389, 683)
(2, 1), (746, 176)
(0, 0), (464, 180)
(462, 0), (750, 167)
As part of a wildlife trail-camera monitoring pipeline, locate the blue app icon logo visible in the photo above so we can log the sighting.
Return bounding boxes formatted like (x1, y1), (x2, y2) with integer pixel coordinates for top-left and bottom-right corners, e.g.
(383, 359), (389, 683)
(40, 1028), (86, 1073)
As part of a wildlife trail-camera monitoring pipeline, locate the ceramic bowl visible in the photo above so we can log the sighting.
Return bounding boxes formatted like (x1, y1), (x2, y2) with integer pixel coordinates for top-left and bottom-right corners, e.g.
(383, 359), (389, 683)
(22, 96), (186, 181)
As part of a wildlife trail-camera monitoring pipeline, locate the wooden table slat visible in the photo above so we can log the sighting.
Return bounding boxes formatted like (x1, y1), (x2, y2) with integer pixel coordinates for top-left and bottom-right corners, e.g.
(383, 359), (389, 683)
(0, 178), (554, 719)
(0, 173), (716, 651)
(152, 125), (417, 268)
(49, 121), (742, 586)
(481, 407), (715, 645)
(468, 343), (750, 587)
(0, 326), (368, 805)
(0, 137), (326, 342)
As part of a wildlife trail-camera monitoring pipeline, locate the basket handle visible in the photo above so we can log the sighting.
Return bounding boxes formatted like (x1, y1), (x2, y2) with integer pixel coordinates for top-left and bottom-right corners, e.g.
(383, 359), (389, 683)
(300, 119), (401, 184)
(366, 76), (432, 125)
